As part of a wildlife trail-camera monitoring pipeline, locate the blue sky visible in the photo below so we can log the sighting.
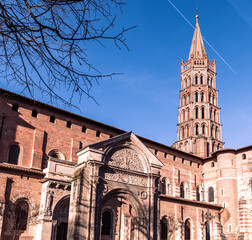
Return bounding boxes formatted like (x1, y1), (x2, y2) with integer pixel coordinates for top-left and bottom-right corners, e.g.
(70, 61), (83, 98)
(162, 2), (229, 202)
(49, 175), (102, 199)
(2, 0), (252, 149)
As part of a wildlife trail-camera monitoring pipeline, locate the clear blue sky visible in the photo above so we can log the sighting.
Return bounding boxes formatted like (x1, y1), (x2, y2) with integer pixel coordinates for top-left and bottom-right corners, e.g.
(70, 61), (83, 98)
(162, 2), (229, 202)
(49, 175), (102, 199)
(2, 0), (252, 149)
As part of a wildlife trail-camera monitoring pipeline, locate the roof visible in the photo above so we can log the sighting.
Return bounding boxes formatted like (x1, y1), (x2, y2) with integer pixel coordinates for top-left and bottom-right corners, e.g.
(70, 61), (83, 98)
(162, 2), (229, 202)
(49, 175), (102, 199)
(189, 15), (206, 60)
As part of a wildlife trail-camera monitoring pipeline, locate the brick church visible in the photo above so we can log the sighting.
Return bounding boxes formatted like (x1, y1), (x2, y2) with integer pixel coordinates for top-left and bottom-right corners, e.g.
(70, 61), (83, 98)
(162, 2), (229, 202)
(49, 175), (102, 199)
(0, 15), (251, 240)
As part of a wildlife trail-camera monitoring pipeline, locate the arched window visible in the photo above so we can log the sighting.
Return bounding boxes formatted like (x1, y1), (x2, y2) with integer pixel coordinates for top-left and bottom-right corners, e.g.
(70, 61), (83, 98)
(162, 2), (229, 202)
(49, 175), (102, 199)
(185, 219), (191, 240)
(213, 110), (216, 122)
(161, 217), (168, 240)
(215, 128), (218, 139)
(200, 76), (203, 84)
(196, 186), (201, 201)
(209, 93), (212, 103)
(212, 142), (215, 152)
(242, 154), (246, 160)
(186, 125), (189, 137)
(187, 94), (190, 104)
(195, 124), (199, 136)
(195, 92), (198, 102)
(182, 110), (185, 122)
(183, 95), (186, 106)
(184, 79), (187, 88)
(161, 178), (166, 195)
(180, 182), (185, 198)
(201, 92), (204, 102)
(202, 125), (205, 135)
(182, 127), (185, 139)
(211, 162), (215, 167)
(201, 108), (205, 119)
(210, 108), (212, 120)
(8, 145), (20, 165)
(48, 149), (66, 160)
(212, 95), (215, 105)
(211, 126), (213, 137)
(195, 75), (198, 84)
(101, 211), (112, 236)
(195, 107), (198, 119)
(208, 187), (214, 202)
(14, 201), (29, 230)
(187, 108), (190, 119)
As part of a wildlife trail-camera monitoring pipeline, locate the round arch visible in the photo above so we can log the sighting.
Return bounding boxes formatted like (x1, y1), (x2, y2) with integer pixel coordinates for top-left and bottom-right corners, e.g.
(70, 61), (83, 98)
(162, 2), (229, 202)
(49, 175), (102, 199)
(102, 145), (150, 174)
(52, 195), (70, 240)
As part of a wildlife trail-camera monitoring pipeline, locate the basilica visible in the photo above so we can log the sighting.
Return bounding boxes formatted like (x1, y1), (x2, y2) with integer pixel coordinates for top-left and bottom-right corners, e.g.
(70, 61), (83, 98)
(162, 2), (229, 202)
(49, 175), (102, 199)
(0, 15), (251, 240)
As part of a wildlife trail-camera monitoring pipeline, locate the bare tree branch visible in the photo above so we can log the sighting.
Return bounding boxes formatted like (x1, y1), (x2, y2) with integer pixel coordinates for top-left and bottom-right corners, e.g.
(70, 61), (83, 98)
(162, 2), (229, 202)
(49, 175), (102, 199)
(0, 0), (135, 108)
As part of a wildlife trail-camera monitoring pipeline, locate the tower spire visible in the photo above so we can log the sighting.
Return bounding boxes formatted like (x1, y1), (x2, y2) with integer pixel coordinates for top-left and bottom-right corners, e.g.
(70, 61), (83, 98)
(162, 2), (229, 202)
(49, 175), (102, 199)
(189, 14), (206, 60)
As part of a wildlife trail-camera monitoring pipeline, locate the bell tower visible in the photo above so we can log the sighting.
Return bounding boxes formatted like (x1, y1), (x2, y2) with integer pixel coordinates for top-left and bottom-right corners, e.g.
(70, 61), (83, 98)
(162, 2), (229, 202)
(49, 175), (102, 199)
(174, 15), (224, 158)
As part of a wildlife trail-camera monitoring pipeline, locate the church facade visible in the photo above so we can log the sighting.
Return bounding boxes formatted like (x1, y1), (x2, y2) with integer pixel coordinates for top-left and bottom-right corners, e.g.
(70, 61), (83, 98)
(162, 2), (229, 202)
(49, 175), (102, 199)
(0, 16), (251, 240)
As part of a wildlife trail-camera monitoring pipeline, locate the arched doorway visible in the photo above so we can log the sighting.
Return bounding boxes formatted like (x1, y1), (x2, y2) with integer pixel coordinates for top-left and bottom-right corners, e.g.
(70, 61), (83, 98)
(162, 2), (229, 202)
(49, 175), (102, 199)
(100, 187), (147, 240)
(52, 196), (70, 240)
(185, 219), (190, 240)
(160, 217), (168, 240)
(101, 197), (137, 240)
(205, 221), (210, 240)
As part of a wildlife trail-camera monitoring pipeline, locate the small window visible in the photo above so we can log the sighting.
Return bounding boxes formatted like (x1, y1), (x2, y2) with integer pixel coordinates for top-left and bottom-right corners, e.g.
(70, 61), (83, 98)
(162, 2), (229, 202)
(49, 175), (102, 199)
(228, 224), (232, 232)
(82, 126), (87, 133)
(196, 186), (200, 201)
(31, 110), (38, 118)
(242, 154), (246, 160)
(173, 156), (176, 161)
(220, 188), (224, 195)
(200, 76), (203, 84)
(164, 153), (167, 158)
(66, 121), (72, 128)
(182, 158), (185, 164)
(208, 186), (214, 202)
(198, 163), (200, 168)
(8, 145), (20, 165)
(50, 116), (55, 123)
(79, 141), (83, 150)
(155, 149), (158, 155)
(12, 103), (19, 112)
(14, 201), (29, 230)
(211, 162), (215, 167)
(96, 131), (101, 137)
(180, 182), (185, 198)
(195, 124), (199, 135)
(101, 211), (112, 236)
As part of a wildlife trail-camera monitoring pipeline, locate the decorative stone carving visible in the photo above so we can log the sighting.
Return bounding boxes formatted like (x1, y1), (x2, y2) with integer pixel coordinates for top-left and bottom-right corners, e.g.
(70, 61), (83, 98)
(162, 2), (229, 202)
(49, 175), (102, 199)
(44, 190), (54, 216)
(107, 148), (144, 172)
(140, 191), (147, 199)
(104, 171), (148, 187)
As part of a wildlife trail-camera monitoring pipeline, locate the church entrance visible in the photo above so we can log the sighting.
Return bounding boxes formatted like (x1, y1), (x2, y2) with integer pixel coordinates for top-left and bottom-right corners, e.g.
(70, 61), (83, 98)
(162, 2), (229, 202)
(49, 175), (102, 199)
(101, 197), (136, 240)
(184, 219), (191, 240)
(205, 221), (210, 240)
(52, 196), (70, 240)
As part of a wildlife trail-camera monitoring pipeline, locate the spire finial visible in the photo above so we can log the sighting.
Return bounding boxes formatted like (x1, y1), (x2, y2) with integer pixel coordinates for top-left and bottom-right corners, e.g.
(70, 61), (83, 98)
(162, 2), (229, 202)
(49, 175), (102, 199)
(196, 5), (199, 23)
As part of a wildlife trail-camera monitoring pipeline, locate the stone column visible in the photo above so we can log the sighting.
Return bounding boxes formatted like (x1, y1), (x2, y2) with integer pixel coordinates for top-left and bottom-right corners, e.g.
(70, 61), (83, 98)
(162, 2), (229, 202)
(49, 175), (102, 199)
(0, 201), (5, 239)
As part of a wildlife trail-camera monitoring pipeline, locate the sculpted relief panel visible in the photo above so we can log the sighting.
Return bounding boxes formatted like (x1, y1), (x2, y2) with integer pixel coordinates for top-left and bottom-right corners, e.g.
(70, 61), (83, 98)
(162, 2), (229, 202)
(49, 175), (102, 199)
(107, 148), (145, 173)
